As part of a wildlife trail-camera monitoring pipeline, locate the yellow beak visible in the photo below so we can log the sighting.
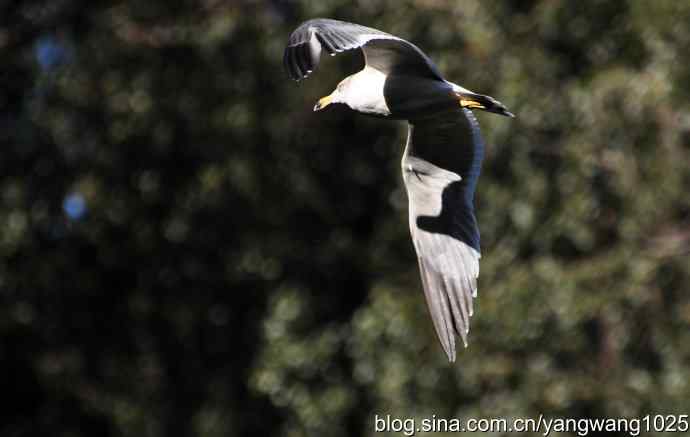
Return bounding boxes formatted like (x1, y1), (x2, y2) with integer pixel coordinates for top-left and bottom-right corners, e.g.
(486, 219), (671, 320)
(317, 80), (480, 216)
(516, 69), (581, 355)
(314, 93), (334, 111)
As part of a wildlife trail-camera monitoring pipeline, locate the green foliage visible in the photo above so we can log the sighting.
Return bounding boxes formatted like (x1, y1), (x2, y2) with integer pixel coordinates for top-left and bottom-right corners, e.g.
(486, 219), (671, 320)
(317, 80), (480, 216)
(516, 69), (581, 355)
(2, 1), (689, 436)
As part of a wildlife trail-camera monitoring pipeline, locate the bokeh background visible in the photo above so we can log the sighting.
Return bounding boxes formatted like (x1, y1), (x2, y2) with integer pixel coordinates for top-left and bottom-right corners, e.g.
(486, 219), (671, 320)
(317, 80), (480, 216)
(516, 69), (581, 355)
(3, 1), (690, 436)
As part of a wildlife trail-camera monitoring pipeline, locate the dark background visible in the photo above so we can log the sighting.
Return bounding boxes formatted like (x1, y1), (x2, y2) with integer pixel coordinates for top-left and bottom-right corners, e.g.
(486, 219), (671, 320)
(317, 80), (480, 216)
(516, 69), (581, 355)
(2, 1), (690, 436)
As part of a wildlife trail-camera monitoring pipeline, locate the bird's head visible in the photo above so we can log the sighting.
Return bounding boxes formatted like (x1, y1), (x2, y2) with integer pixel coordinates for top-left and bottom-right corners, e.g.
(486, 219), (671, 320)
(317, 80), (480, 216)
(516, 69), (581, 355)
(313, 77), (351, 111)
(313, 70), (389, 116)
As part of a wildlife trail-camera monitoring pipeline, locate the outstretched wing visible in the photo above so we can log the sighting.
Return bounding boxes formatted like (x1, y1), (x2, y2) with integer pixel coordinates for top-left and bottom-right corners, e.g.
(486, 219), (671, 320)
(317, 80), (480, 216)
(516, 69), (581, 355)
(283, 18), (444, 81)
(402, 109), (484, 362)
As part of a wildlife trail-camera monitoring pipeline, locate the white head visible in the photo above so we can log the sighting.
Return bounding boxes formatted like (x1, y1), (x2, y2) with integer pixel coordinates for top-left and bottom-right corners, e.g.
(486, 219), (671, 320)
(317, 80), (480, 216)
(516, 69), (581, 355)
(312, 76), (350, 111)
(313, 67), (390, 116)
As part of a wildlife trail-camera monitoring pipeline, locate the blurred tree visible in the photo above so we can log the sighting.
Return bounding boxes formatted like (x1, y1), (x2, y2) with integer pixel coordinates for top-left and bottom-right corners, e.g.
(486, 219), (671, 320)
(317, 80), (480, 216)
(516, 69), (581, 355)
(1, 1), (689, 436)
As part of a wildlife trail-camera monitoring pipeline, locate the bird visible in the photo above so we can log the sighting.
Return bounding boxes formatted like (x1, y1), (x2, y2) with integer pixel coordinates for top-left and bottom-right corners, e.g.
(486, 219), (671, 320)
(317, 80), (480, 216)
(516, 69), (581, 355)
(283, 18), (513, 362)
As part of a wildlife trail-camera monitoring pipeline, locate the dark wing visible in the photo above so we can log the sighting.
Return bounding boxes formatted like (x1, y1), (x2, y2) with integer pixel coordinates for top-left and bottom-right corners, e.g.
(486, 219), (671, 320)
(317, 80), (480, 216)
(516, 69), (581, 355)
(402, 109), (484, 362)
(283, 18), (444, 81)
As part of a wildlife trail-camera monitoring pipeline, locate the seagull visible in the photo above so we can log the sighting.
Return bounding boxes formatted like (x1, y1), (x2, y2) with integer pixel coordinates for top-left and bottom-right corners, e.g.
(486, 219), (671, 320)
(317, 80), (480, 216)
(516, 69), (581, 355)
(284, 18), (513, 362)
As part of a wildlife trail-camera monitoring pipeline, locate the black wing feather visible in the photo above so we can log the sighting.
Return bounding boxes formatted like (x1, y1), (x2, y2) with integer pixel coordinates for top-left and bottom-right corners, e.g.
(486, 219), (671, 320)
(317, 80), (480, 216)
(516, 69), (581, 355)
(402, 109), (484, 362)
(283, 18), (443, 81)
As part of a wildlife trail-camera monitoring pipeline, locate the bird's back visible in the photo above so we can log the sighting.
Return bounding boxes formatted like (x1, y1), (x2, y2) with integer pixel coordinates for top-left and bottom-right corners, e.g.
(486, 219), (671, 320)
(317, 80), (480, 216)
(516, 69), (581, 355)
(381, 75), (458, 120)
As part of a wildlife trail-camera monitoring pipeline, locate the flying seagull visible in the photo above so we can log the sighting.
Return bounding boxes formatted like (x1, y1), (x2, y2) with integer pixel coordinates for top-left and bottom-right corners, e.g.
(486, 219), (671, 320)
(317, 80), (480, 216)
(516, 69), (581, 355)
(284, 18), (513, 362)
